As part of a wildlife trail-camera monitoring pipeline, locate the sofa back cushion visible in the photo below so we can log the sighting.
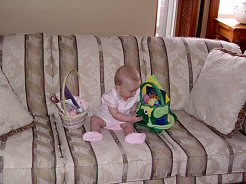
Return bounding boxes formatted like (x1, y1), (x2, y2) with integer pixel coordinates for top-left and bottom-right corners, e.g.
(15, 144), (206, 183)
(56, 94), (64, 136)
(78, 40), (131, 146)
(51, 35), (144, 114)
(50, 35), (242, 114)
(141, 37), (241, 110)
(0, 34), (241, 115)
(0, 33), (54, 116)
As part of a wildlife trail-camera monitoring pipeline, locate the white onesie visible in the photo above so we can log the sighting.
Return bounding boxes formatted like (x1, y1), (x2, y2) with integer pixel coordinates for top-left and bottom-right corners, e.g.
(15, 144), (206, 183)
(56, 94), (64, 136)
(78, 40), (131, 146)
(94, 88), (140, 129)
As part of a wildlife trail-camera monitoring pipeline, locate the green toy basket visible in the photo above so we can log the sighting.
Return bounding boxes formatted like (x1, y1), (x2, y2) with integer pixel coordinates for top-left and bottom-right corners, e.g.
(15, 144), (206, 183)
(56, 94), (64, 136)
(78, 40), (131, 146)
(135, 81), (176, 133)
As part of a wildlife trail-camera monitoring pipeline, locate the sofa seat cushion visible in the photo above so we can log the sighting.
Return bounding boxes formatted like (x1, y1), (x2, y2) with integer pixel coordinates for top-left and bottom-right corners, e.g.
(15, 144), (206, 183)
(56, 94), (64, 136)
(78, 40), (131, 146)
(0, 115), (64, 184)
(168, 111), (246, 177)
(57, 111), (246, 183)
(56, 115), (180, 184)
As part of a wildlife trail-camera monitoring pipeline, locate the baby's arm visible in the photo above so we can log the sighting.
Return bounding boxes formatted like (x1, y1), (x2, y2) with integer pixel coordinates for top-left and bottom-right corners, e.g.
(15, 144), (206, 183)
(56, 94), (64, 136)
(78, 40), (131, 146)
(108, 106), (142, 123)
(130, 102), (139, 114)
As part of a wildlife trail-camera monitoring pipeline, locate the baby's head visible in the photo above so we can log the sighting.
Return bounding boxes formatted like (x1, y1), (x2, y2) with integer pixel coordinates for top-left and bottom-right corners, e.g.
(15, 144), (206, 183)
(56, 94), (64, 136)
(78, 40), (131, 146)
(114, 65), (141, 100)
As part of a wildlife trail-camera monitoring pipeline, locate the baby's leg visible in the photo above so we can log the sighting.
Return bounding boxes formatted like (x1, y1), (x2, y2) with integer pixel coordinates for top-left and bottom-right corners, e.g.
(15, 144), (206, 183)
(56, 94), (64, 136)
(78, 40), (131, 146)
(90, 115), (106, 133)
(83, 115), (105, 142)
(120, 123), (135, 136)
(121, 123), (146, 144)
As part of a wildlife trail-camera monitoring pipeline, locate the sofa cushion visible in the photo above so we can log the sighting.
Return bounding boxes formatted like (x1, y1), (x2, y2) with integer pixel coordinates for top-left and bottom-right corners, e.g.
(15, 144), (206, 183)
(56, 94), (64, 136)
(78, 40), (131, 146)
(1, 33), (55, 116)
(49, 35), (242, 115)
(142, 37), (241, 111)
(51, 35), (147, 115)
(184, 48), (246, 137)
(168, 111), (246, 177)
(0, 69), (34, 138)
(57, 110), (246, 183)
(0, 115), (64, 183)
(56, 114), (180, 183)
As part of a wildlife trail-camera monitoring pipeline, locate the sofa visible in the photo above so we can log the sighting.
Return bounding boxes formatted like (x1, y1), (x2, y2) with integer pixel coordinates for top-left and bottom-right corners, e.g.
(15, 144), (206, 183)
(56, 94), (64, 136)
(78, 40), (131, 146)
(0, 33), (246, 184)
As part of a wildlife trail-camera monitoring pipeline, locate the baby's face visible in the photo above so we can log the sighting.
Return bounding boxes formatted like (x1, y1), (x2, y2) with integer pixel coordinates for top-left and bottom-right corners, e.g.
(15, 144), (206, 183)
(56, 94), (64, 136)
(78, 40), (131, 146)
(118, 80), (140, 100)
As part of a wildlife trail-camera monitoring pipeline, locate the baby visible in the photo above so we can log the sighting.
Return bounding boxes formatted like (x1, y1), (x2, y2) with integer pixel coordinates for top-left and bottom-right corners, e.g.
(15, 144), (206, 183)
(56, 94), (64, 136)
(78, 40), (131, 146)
(83, 65), (146, 144)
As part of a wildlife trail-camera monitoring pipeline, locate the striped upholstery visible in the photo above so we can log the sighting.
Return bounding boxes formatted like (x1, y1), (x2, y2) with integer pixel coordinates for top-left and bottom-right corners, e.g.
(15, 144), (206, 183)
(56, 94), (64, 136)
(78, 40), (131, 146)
(1, 33), (56, 116)
(0, 34), (64, 183)
(50, 35), (246, 184)
(0, 34), (245, 184)
(51, 35), (144, 114)
(1, 34), (241, 114)
(0, 115), (64, 183)
(56, 112), (246, 183)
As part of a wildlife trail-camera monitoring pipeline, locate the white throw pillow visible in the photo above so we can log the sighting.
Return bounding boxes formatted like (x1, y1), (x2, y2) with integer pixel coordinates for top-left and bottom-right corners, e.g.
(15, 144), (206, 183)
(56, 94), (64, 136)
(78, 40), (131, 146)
(184, 48), (246, 137)
(0, 70), (34, 139)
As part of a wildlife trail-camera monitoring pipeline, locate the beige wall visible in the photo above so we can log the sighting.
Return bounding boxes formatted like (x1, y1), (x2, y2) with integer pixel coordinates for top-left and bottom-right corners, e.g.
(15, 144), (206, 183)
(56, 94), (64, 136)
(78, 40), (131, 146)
(0, 0), (157, 36)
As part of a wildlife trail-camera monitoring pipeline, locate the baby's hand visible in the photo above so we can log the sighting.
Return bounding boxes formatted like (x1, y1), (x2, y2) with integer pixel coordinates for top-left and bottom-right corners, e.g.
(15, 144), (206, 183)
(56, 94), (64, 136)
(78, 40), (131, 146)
(129, 113), (143, 123)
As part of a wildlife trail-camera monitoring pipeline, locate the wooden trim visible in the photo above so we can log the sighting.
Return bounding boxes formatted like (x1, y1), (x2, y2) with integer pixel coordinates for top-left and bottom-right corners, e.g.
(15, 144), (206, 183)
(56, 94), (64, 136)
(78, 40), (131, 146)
(196, 0), (205, 37)
(154, 0), (159, 36)
(190, 0), (200, 36)
(206, 0), (220, 39)
(175, 0), (182, 36)
(175, 0), (200, 37)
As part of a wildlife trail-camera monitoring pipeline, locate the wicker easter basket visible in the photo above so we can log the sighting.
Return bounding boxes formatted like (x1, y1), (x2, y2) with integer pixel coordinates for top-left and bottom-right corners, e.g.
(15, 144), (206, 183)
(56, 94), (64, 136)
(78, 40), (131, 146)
(59, 69), (88, 129)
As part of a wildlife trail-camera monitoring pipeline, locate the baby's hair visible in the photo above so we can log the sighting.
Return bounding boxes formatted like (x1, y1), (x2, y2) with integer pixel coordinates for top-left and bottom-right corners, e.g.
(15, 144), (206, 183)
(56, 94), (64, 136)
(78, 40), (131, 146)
(114, 65), (141, 86)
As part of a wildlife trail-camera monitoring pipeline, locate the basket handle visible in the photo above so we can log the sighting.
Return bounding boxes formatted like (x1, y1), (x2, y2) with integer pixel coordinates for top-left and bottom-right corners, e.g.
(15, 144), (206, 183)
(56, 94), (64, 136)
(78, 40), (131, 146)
(62, 69), (82, 115)
(140, 82), (165, 107)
